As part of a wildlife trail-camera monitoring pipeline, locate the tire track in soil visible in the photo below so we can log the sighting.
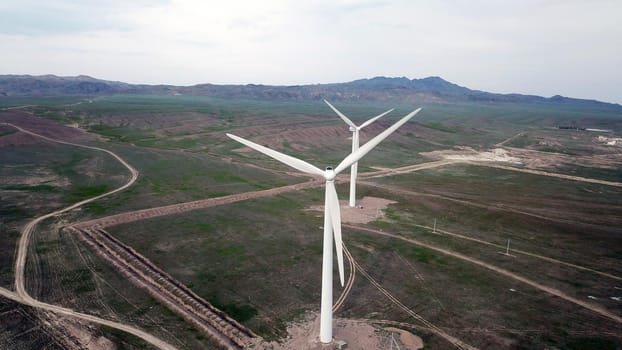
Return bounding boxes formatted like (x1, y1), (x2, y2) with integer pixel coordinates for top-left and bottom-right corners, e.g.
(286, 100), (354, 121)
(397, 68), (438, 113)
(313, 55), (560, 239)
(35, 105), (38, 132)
(347, 245), (478, 350)
(66, 232), (187, 347)
(332, 244), (356, 313)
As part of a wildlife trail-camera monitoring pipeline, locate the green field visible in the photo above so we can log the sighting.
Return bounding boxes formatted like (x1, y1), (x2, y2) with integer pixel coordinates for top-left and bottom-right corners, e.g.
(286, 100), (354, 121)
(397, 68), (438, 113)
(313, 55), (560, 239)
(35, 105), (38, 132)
(1, 95), (621, 349)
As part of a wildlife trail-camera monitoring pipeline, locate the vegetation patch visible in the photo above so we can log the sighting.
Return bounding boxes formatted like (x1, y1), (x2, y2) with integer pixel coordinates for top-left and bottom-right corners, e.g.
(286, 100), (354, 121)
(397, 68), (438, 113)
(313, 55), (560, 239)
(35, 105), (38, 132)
(566, 337), (617, 350)
(71, 184), (109, 199)
(218, 303), (258, 323)
(1, 184), (57, 192)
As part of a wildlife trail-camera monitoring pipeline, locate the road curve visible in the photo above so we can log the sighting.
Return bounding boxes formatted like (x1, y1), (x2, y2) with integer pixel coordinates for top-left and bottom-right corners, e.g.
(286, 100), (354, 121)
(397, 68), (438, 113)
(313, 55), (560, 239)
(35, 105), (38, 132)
(2, 123), (177, 350)
(0, 286), (176, 350)
(8, 122), (138, 299)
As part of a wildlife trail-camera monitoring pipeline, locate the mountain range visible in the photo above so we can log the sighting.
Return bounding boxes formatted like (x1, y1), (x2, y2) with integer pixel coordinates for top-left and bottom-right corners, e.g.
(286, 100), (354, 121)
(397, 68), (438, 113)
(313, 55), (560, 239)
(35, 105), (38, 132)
(0, 74), (619, 109)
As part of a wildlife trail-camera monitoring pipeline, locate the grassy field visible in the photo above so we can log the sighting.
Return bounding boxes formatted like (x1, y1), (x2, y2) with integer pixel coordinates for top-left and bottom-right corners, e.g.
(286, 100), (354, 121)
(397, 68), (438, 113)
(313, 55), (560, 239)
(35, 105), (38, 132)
(64, 142), (303, 219)
(107, 191), (326, 340)
(0, 140), (129, 288)
(102, 165), (622, 348)
(1, 95), (621, 349)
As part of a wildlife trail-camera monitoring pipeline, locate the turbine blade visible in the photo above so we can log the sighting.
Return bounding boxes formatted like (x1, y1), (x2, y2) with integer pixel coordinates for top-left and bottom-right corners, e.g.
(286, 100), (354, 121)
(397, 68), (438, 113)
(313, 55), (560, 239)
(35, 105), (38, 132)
(327, 181), (345, 287)
(334, 108), (422, 175)
(358, 108), (395, 129)
(227, 133), (325, 177)
(324, 100), (356, 128)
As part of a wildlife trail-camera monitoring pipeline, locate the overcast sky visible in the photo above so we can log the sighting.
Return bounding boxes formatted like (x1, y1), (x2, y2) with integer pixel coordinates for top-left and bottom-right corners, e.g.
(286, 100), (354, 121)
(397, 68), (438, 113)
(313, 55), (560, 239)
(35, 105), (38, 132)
(1, 0), (621, 103)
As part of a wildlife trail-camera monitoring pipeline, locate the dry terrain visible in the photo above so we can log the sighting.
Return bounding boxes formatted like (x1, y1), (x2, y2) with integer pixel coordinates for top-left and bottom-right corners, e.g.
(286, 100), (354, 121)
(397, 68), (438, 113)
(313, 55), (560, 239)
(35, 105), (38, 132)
(1, 102), (621, 350)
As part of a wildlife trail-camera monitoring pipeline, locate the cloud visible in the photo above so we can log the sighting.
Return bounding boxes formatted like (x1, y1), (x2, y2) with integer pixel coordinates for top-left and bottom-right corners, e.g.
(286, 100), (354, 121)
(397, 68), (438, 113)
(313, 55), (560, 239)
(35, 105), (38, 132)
(0, 0), (166, 35)
(0, 0), (620, 103)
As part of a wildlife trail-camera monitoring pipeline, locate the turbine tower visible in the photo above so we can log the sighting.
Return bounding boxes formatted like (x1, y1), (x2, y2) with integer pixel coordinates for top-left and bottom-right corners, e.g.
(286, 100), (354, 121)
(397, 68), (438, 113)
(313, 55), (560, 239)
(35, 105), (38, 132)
(324, 100), (394, 207)
(226, 107), (421, 344)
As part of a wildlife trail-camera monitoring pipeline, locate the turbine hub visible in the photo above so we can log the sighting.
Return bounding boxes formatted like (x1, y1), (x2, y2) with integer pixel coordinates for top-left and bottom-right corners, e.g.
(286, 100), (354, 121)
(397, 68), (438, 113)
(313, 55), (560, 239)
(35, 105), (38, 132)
(324, 166), (335, 181)
(349, 126), (356, 132)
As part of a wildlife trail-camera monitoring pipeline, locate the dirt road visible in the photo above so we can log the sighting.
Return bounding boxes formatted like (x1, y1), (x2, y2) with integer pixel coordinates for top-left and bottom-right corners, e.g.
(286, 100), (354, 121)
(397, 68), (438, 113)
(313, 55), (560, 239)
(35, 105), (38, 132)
(475, 162), (622, 187)
(413, 222), (622, 282)
(74, 179), (322, 229)
(332, 244), (356, 313)
(72, 153), (622, 233)
(344, 224), (622, 325)
(1, 124), (178, 350)
(361, 159), (461, 179)
(72, 160), (456, 230)
(6, 122), (138, 299)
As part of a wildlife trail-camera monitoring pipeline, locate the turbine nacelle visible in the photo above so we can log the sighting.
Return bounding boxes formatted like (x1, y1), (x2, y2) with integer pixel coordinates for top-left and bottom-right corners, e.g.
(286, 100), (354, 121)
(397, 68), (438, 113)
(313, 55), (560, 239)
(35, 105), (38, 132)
(324, 166), (335, 181)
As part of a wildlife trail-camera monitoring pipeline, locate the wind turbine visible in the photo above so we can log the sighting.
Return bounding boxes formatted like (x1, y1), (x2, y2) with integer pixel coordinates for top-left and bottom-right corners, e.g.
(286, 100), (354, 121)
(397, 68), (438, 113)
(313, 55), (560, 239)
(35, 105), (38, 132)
(226, 107), (421, 344)
(324, 100), (394, 207)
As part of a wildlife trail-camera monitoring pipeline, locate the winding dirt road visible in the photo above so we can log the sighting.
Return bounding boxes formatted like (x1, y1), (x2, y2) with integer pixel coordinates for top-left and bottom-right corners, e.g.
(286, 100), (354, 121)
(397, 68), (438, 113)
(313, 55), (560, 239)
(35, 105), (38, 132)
(8, 124), (140, 299)
(0, 123), (177, 350)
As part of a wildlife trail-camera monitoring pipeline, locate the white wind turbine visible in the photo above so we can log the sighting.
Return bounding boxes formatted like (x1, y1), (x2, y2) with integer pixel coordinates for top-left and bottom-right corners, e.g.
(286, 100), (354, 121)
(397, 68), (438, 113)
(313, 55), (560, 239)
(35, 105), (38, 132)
(324, 100), (394, 207)
(226, 107), (421, 344)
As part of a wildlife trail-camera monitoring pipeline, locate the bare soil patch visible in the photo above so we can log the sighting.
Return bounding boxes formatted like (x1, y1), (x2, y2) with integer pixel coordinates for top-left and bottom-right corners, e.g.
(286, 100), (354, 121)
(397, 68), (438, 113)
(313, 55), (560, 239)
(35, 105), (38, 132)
(505, 146), (622, 169)
(0, 110), (94, 143)
(1, 167), (69, 187)
(420, 146), (622, 176)
(229, 123), (350, 153)
(42, 312), (117, 350)
(384, 327), (424, 349)
(421, 147), (522, 164)
(307, 196), (397, 224)
(257, 312), (410, 350)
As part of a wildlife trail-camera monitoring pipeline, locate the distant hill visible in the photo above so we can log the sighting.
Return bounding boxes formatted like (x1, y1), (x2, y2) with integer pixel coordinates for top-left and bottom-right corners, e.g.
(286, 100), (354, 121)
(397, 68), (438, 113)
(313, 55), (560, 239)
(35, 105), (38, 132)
(0, 74), (131, 96)
(1, 74), (620, 110)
